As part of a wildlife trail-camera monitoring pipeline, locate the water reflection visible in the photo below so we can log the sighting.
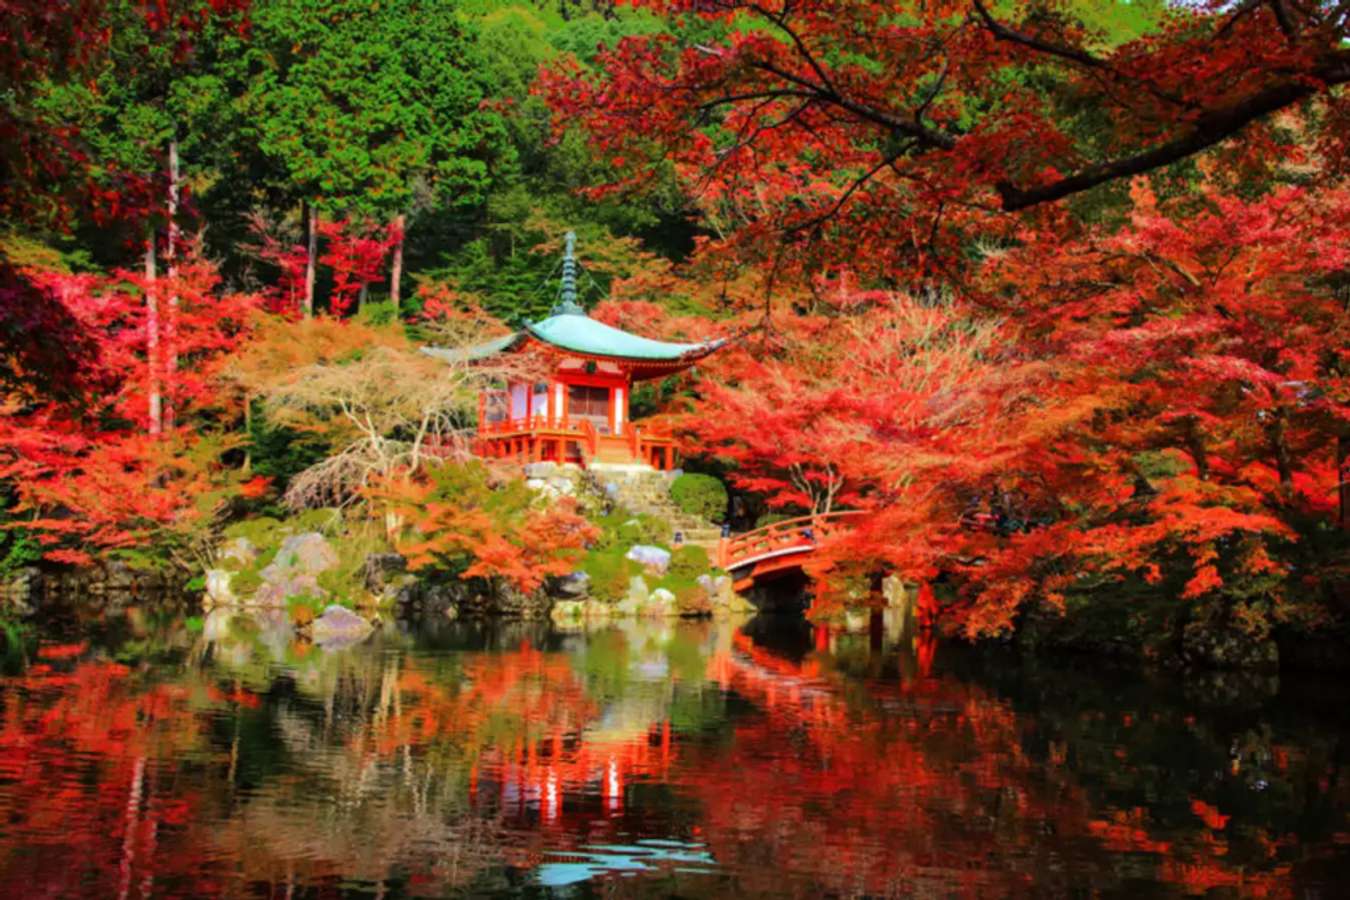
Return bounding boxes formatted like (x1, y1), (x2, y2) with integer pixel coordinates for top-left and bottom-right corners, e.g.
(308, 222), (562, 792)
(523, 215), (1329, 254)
(0, 605), (1348, 896)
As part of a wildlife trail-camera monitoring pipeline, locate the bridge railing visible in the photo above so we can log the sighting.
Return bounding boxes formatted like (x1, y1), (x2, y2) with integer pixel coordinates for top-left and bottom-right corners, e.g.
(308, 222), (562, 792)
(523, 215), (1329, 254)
(716, 510), (866, 570)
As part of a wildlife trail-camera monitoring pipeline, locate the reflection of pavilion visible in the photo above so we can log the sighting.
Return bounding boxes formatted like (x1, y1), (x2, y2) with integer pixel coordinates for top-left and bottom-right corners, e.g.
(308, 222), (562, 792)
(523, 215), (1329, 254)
(424, 233), (725, 470)
(476, 721), (675, 828)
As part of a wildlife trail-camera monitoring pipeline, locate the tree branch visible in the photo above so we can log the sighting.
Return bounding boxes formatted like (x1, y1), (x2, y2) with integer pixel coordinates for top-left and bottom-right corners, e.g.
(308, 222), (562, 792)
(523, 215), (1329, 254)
(751, 60), (958, 149)
(996, 54), (1350, 210)
(787, 145), (910, 234)
(972, 0), (1104, 69)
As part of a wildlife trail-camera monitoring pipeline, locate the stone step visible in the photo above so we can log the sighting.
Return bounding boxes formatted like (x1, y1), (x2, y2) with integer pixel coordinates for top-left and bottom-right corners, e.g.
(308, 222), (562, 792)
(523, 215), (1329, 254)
(606, 477), (723, 548)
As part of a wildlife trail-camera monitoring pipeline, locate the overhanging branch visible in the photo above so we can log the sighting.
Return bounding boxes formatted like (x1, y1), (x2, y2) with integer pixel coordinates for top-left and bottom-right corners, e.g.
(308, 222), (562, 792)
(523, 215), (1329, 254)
(996, 55), (1349, 210)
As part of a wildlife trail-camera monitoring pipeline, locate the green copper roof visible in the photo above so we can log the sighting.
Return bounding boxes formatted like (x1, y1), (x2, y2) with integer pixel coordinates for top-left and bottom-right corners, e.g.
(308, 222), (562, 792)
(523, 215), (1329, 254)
(421, 231), (725, 365)
(525, 310), (724, 361)
(420, 331), (524, 365)
(420, 313), (724, 365)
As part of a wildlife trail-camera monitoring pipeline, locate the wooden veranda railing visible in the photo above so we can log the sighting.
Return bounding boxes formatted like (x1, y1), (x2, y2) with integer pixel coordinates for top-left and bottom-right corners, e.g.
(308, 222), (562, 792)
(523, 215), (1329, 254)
(474, 415), (677, 470)
(716, 510), (866, 572)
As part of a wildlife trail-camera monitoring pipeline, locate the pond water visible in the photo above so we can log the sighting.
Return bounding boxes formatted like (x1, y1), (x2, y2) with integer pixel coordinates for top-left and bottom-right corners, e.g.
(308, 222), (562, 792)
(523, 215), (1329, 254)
(1, 606), (1348, 898)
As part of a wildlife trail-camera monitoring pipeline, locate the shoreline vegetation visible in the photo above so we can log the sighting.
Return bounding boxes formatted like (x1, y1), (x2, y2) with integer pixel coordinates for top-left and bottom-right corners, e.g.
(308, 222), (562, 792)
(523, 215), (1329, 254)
(2, 0), (1348, 675)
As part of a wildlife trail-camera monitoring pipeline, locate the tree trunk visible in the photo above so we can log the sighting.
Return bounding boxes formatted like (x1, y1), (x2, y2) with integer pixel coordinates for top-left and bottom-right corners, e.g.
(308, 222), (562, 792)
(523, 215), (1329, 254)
(303, 200), (317, 318)
(1184, 417), (1208, 481)
(144, 227), (161, 436)
(243, 393), (253, 474)
(164, 137), (180, 429)
(1268, 406), (1294, 490)
(389, 213), (405, 312)
(358, 281), (368, 311)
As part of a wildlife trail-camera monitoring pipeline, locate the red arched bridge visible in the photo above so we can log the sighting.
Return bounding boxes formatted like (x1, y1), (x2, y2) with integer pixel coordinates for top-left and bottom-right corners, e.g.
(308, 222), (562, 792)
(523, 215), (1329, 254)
(715, 511), (865, 592)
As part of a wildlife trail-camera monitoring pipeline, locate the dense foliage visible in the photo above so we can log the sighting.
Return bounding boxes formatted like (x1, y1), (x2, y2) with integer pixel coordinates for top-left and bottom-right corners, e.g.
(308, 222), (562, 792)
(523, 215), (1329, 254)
(375, 460), (597, 592)
(669, 473), (728, 524)
(547, 0), (1350, 640)
(0, 0), (1346, 654)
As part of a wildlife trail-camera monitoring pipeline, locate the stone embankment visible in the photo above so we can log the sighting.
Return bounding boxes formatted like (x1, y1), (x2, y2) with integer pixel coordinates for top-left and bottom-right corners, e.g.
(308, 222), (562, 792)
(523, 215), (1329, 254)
(1, 561), (178, 615)
(3, 463), (745, 640)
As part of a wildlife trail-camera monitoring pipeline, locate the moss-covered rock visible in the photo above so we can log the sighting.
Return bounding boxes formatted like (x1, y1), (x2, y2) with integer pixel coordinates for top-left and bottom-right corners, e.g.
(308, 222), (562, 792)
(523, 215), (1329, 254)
(209, 512), (398, 611)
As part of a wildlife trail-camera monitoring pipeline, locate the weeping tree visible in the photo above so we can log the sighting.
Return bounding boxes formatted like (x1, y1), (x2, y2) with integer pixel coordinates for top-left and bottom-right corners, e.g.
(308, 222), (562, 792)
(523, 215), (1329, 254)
(226, 310), (541, 520)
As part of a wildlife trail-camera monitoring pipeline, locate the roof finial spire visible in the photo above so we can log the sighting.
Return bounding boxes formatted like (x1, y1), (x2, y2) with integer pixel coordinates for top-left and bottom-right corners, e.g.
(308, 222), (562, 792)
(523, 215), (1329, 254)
(553, 230), (584, 315)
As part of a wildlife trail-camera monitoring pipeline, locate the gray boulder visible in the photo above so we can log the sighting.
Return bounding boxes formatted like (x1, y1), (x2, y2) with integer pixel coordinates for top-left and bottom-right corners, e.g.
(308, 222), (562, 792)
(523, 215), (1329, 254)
(419, 580), (469, 618)
(103, 559), (139, 592)
(648, 587), (679, 617)
(311, 605), (374, 648)
(625, 544), (671, 574)
(254, 573), (326, 608)
(494, 583), (551, 619)
(523, 462), (559, 479)
(260, 532), (338, 583)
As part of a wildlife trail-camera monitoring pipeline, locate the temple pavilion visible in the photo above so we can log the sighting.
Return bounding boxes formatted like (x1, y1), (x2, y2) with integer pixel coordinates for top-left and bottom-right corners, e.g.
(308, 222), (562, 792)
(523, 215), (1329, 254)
(423, 233), (725, 470)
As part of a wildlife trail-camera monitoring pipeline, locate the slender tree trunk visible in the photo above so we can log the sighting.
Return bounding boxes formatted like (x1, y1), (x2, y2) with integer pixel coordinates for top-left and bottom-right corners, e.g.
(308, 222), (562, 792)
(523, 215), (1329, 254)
(1268, 405), (1294, 490)
(390, 213), (405, 312)
(164, 138), (180, 429)
(1184, 417), (1208, 481)
(358, 281), (368, 311)
(116, 756), (146, 900)
(243, 393), (253, 474)
(303, 200), (317, 318)
(145, 227), (161, 436)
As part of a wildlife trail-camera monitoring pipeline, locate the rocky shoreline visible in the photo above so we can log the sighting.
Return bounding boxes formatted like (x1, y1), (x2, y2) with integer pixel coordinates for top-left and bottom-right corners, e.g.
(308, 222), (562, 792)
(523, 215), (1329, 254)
(6, 539), (1347, 673)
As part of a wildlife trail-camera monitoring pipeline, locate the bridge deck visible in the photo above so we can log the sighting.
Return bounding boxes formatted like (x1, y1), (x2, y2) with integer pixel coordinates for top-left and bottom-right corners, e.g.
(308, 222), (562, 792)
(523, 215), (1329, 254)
(717, 511), (865, 588)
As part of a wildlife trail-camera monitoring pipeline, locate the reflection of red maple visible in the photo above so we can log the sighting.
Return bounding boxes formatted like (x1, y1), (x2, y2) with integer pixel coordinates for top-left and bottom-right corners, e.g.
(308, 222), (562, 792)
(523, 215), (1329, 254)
(0, 631), (1328, 897)
(689, 632), (1304, 897)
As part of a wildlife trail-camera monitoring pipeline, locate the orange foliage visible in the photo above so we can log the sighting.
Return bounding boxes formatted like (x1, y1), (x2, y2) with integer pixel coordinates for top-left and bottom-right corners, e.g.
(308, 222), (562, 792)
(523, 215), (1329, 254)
(373, 461), (597, 593)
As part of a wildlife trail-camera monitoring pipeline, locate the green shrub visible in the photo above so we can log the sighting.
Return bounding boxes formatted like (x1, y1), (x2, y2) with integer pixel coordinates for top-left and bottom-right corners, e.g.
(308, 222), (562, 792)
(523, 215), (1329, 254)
(315, 560), (364, 600)
(0, 488), (39, 577)
(619, 513), (672, 547)
(0, 529), (39, 578)
(357, 300), (397, 326)
(581, 545), (643, 603)
(670, 473), (728, 524)
(591, 510), (672, 551)
(292, 508), (343, 535)
(654, 571), (712, 616)
(668, 544), (710, 580)
(224, 516), (286, 548)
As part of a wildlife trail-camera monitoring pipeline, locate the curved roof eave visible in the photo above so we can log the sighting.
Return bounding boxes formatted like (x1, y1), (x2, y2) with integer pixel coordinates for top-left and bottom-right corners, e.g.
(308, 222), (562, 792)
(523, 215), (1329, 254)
(524, 313), (726, 362)
(419, 331), (524, 365)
